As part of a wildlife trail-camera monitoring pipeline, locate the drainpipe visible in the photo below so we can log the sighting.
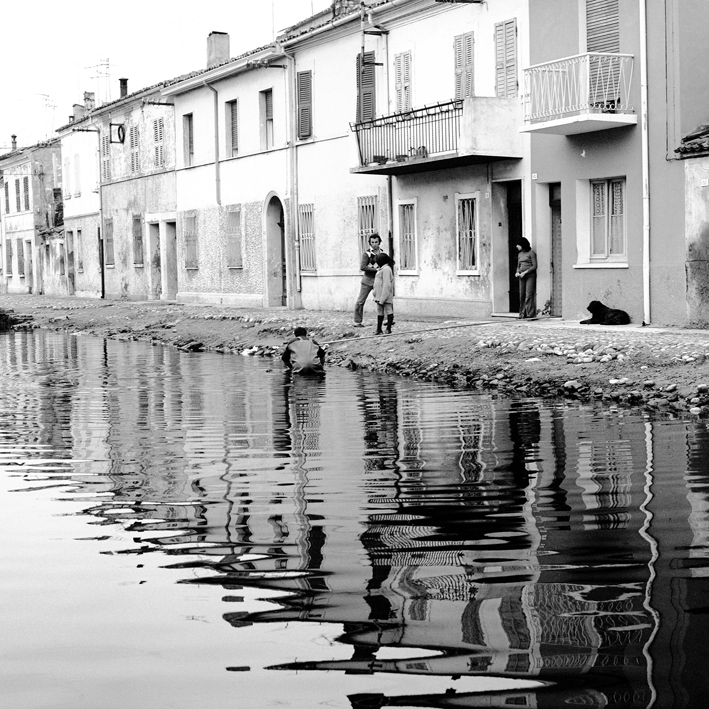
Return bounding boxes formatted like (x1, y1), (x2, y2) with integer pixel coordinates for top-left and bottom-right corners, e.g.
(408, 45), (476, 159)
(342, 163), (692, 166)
(284, 50), (302, 303)
(639, 0), (650, 325)
(203, 81), (221, 206)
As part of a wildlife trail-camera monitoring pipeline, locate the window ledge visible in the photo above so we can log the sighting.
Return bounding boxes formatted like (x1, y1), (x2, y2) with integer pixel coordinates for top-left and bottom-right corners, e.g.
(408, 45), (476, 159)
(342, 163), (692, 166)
(397, 270), (419, 276)
(573, 262), (628, 269)
(105, 265), (115, 269)
(134, 263), (145, 268)
(301, 270), (318, 276)
(457, 270), (481, 276)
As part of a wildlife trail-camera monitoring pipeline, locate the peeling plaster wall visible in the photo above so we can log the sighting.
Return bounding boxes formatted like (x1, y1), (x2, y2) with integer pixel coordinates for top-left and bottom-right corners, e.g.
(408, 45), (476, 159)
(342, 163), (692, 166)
(684, 159), (709, 326)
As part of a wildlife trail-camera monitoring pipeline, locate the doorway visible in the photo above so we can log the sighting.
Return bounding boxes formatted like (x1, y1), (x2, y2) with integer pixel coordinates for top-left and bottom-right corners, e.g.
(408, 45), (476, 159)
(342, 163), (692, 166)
(550, 183), (562, 317)
(505, 181), (523, 314)
(25, 241), (34, 294)
(265, 196), (287, 307)
(148, 223), (162, 300)
(65, 231), (75, 295)
(163, 221), (178, 300)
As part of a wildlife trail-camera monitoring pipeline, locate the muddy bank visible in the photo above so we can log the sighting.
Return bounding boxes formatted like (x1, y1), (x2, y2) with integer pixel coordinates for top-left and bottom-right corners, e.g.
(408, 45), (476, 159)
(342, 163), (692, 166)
(2, 294), (709, 418)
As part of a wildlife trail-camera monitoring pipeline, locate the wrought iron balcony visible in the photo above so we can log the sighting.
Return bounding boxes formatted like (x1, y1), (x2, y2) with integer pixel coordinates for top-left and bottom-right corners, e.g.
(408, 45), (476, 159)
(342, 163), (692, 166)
(350, 98), (522, 175)
(522, 53), (637, 135)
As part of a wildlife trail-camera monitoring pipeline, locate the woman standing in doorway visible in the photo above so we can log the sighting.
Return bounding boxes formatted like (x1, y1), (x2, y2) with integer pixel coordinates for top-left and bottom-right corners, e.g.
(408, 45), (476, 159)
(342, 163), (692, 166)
(515, 238), (537, 319)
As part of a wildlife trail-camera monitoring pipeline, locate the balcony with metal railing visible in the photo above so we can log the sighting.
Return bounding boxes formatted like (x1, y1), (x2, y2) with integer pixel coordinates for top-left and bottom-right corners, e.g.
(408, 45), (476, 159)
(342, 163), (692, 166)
(350, 97), (523, 175)
(522, 53), (637, 135)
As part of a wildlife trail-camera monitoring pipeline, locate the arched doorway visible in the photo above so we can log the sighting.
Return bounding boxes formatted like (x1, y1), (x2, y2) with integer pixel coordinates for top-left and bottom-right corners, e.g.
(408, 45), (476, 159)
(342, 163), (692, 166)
(265, 195), (287, 307)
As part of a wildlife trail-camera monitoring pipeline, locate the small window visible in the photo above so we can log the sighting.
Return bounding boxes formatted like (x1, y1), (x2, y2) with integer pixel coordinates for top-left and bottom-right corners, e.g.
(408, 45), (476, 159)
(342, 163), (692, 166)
(456, 193), (478, 273)
(591, 178), (626, 259)
(297, 71), (312, 139)
(154, 118), (165, 168)
(17, 239), (25, 276)
(77, 229), (84, 272)
(495, 19), (517, 98)
(129, 126), (140, 173)
(260, 90), (274, 150)
(15, 179), (21, 212)
(225, 207), (243, 268)
(357, 195), (379, 254)
(356, 52), (376, 122)
(133, 215), (144, 266)
(184, 214), (198, 269)
(454, 31), (474, 99)
(104, 217), (115, 266)
(226, 100), (238, 157)
(5, 238), (12, 274)
(298, 203), (316, 272)
(23, 176), (30, 211)
(397, 200), (417, 273)
(101, 133), (111, 181)
(183, 114), (194, 166)
(394, 51), (412, 112)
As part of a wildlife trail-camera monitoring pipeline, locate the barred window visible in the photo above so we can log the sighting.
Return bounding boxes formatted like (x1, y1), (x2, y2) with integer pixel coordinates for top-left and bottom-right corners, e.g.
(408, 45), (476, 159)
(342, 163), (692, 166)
(456, 194), (478, 272)
(225, 207), (243, 268)
(184, 215), (198, 269)
(357, 195), (379, 254)
(133, 215), (144, 266)
(398, 200), (417, 272)
(104, 217), (115, 266)
(591, 178), (625, 259)
(298, 203), (316, 271)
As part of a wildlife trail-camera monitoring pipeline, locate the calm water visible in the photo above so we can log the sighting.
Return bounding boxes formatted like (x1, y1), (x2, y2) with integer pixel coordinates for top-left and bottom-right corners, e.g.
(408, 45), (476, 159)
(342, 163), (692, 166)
(1, 330), (709, 708)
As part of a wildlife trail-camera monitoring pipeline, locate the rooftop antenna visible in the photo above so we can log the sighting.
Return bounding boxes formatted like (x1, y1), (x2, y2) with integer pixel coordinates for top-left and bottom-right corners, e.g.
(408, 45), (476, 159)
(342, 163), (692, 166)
(37, 93), (57, 139)
(86, 58), (111, 106)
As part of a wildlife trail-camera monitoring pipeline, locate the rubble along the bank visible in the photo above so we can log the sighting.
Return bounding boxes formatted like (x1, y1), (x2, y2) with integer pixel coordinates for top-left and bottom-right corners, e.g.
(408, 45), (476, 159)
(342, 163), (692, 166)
(2, 300), (709, 420)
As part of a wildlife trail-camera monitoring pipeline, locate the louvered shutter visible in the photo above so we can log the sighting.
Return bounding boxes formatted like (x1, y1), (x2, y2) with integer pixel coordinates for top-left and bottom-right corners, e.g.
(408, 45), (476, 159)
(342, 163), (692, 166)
(586, 0), (619, 52)
(229, 101), (238, 155)
(356, 52), (376, 122)
(395, 51), (411, 112)
(495, 20), (517, 98)
(297, 71), (313, 139)
(454, 32), (474, 99)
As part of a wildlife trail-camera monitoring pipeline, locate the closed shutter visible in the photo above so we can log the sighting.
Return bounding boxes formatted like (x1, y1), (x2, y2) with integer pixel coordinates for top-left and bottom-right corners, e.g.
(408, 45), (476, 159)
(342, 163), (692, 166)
(356, 51), (376, 122)
(297, 70), (313, 139)
(395, 51), (411, 112)
(226, 208), (243, 268)
(454, 32), (474, 100)
(495, 20), (517, 98)
(586, 0), (619, 52)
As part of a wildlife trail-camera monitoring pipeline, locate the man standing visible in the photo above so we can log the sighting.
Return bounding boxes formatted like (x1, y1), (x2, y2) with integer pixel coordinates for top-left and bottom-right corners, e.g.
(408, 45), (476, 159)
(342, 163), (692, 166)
(281, 326), (326, 375)
(354, 233), (385, 327)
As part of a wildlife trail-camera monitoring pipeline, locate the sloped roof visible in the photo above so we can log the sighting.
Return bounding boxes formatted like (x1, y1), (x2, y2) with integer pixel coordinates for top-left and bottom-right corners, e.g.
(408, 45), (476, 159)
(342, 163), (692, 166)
(675, 124), (709, 157)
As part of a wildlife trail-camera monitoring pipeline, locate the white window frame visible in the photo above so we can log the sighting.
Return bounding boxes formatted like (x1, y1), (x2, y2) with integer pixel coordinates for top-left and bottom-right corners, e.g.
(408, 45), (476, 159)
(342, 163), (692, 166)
(396, 197), (418, 275)
(574, 177), (628, 269)
(455, 191), (480, 275)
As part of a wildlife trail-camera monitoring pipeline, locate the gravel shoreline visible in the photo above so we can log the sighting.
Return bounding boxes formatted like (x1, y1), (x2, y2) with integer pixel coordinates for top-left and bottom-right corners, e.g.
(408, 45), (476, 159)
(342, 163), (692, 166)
(2, 294), (709, 418)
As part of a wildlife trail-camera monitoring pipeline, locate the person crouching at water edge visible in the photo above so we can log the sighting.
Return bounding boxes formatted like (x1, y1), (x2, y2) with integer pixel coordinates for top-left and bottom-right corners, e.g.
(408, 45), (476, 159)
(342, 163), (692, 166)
(373, 253), (395, 335)
(281, 327), (326, 374)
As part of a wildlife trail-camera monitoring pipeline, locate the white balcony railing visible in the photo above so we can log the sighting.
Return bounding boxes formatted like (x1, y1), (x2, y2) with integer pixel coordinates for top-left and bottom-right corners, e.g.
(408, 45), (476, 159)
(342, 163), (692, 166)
(523, 53), (634, 125)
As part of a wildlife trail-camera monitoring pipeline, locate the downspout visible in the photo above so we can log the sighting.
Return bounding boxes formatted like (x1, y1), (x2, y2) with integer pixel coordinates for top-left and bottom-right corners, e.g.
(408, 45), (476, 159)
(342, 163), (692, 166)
(284, 49), (302, 303)
(639, 0), (650, 324)
(203, 81), (221, 206)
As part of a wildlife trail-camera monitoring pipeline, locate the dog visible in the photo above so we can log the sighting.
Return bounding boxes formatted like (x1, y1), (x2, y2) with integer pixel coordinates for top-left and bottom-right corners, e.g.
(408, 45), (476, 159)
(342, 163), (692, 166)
(580, 300), (631, 325)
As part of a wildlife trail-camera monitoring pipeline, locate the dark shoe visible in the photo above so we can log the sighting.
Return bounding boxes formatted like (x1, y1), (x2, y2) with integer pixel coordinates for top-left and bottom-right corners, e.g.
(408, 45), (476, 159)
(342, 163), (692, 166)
(353, 323), (364, 328)
(375, 329), (383, 335)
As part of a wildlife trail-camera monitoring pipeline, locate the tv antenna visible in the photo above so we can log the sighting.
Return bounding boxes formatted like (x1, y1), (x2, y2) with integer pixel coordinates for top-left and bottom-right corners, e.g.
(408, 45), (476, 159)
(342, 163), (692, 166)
(37, 93), (57, 138)
(86, 58), (111, 106)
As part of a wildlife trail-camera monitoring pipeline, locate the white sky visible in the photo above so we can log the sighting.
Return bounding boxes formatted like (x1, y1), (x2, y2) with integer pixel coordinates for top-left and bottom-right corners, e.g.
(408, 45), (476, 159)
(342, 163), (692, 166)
(0, 0), (334, 150)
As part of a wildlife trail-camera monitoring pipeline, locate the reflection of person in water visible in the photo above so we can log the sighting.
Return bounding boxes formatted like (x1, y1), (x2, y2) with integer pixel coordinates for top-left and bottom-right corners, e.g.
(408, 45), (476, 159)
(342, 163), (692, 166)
(281, 326), (326, 375)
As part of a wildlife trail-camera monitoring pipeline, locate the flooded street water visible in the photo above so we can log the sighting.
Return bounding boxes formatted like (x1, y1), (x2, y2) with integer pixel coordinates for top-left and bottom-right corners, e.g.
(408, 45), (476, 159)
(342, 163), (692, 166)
(2, 330), (709, 708)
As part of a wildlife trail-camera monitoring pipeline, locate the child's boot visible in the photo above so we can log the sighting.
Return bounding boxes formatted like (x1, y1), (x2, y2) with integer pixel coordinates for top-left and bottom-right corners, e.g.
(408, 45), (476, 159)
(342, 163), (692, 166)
(386, 314), (394, 334)
(375, 316), (384, 335)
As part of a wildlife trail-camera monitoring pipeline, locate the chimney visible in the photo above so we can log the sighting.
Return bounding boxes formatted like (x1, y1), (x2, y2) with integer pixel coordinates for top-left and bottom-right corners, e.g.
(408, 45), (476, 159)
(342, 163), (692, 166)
(73, 103), (86, 121)
(207, 31), (230, 68)
(84, 91), (96, 111)
(11, 135), (17, 151)
(119, 78), (128, 98)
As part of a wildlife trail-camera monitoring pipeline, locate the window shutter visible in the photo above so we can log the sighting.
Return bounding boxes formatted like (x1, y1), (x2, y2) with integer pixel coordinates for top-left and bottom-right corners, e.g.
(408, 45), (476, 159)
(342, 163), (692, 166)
(265, 91), (273, 120)
(495, 20), (517, 98)
(454, 32), (474, 99)
(395, 51), (411, 112)
(297, 70), (313, 139)
(226, 208), (243, 268)
(356, 51), (376, 122)
(229, 101), (238, 155)
(586, 0), (619, 52)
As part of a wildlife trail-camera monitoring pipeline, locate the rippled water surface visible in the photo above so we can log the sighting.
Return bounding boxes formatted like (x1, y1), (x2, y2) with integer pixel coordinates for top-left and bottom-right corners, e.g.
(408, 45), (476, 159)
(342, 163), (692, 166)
(2, 330), (709, 708)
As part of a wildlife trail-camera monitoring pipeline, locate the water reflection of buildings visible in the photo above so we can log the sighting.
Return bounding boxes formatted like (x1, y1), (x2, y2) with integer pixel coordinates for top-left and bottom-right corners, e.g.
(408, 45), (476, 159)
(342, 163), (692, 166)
(5, 330), (709, 708)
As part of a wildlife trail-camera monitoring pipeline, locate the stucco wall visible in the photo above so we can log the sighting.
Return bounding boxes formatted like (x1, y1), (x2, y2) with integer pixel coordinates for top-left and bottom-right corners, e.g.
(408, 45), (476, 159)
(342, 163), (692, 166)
(65, 213), (102, 298)
(684, 159), (709, 326)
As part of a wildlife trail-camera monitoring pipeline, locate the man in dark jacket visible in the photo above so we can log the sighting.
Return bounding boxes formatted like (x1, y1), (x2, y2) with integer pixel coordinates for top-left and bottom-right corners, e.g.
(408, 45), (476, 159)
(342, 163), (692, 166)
(353, 233), (385, 327)
(281, 327), (326, 374)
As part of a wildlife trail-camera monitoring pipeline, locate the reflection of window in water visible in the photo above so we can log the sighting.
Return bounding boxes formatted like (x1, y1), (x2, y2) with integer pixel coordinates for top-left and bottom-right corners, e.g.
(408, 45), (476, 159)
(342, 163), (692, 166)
(576, 438), (634, 522)
(400, 398), (424, 475)
(457, 411), (484, 483)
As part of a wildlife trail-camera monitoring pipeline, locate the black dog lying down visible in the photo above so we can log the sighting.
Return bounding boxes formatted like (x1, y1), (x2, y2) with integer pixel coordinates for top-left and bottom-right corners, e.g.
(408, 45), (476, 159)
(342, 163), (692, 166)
(580, 300), (631, 325)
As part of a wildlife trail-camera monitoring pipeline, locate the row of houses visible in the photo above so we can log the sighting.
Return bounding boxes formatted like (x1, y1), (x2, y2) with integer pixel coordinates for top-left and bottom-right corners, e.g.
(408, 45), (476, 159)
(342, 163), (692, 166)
(2, 0), (709, 326)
